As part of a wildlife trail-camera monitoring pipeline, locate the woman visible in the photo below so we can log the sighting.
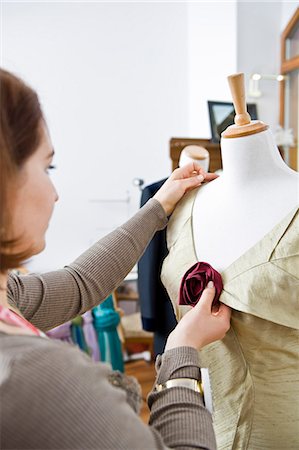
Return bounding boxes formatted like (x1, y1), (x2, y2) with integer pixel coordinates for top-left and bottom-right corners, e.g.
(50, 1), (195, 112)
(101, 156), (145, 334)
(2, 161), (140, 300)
(0, 68), (231, 450)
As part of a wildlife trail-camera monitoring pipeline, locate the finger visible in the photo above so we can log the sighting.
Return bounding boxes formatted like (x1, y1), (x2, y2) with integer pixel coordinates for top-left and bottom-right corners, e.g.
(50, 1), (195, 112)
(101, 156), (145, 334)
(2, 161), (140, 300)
(217, 304), (232, 320)
(211, 304), (221, 315)
(179, 174), (205, 191)
(172, 162), (202, 180)
(204, 172), (219, 181)
(214, 305), (232, 330)
(184, 166), (218, 181)
(194, 282), (216, 311)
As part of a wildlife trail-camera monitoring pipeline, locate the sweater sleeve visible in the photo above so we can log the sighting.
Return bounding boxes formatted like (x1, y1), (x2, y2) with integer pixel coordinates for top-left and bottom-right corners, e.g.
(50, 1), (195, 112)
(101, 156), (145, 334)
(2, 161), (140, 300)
(148, 347), (217, 450)
(1, 337), (216, 450)
(7, 198), (167, 331)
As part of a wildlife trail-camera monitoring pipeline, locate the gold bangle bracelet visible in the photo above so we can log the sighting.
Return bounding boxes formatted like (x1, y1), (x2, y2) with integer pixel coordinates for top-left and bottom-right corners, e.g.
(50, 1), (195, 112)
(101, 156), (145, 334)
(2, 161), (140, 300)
(155, 378), (204, 395)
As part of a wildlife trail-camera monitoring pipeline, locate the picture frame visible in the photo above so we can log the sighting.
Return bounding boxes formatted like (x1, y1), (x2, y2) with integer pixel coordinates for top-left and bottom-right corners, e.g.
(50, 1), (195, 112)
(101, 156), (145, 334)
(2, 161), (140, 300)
(208, 101), (258, 143)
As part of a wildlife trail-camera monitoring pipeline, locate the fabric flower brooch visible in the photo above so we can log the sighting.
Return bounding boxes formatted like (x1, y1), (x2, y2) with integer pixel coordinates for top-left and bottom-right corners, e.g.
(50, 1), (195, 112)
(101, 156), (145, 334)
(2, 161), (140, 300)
(179, 262), (223, 308)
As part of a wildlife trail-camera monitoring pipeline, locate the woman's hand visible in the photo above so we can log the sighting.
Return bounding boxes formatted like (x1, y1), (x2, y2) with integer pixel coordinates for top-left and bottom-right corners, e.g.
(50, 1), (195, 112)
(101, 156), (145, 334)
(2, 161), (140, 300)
(153, 163), (218, 216)
(165, 281), (231, 351)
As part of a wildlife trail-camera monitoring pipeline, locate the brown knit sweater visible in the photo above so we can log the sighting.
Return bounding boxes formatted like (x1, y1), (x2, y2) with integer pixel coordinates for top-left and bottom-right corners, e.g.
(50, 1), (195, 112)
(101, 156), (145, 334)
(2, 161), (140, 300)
(0, 199), (216, 450)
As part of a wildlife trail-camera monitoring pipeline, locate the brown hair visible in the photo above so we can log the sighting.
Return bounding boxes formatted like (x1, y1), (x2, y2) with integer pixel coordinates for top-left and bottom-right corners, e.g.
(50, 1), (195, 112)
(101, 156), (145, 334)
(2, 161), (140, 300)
(0, 68), (44, 271)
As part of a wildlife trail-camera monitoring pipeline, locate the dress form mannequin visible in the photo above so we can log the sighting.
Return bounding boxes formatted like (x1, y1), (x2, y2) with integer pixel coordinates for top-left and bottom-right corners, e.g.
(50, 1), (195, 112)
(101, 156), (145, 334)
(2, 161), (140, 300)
(161, 73), (299, 449)
(179, 145), (210, 172)
(193, 73), (298, 271)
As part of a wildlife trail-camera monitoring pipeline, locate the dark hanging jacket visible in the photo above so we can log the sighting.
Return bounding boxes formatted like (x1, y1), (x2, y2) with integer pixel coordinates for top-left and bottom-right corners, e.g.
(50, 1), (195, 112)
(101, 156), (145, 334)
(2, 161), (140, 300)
(138, 180), (177, 355)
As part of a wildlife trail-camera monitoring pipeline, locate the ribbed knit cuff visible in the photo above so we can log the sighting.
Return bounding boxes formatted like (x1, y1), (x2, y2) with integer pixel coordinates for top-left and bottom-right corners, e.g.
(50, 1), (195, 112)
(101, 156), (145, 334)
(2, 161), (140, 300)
(155, 347), (201, 384)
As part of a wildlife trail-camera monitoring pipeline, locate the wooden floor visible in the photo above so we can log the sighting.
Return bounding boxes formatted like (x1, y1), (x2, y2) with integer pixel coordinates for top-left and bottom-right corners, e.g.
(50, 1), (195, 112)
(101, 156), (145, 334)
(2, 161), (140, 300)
(125, 359), (156, 423)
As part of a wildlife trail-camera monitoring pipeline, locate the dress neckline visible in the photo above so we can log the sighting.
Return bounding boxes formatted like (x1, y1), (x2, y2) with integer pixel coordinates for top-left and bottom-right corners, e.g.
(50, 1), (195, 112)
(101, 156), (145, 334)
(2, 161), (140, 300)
(188, 190), (298, 278)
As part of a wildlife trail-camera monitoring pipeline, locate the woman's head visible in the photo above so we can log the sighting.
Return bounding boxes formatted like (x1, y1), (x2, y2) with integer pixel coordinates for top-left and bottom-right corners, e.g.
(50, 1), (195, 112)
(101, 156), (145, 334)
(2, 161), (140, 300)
(0, 69), (58, 272)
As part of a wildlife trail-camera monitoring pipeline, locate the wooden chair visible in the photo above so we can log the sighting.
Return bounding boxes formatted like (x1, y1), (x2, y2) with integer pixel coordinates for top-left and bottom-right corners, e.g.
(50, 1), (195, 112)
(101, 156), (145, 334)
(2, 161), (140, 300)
(113, 290), (154, 362)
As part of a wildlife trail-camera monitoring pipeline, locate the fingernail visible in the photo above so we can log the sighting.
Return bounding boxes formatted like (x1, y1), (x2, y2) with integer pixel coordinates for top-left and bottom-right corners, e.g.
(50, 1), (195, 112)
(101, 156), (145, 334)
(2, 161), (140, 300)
(197, 174), (204, 182)
(207, 281), (214, 288)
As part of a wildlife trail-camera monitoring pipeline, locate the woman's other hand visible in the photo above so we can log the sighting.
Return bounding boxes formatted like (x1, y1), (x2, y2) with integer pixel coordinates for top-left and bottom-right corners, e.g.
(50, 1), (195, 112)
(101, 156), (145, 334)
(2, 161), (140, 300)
(165, 281), (231, 351)
(153, 163), (218, 216)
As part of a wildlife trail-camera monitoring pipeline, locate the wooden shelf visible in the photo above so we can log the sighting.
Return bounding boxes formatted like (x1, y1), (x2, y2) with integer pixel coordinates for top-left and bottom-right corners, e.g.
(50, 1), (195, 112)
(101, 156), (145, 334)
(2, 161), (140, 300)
(116, 292), (139, 301)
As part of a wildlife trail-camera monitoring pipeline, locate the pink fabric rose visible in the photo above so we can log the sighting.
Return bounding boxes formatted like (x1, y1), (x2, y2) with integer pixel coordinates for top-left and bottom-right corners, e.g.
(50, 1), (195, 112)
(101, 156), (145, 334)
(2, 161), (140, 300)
(179, 262), (223, 308)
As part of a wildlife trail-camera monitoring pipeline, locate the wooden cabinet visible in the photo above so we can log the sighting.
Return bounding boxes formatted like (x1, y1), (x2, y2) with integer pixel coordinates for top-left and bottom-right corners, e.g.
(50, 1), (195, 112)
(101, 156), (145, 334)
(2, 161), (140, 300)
(170, 137), (284, 172)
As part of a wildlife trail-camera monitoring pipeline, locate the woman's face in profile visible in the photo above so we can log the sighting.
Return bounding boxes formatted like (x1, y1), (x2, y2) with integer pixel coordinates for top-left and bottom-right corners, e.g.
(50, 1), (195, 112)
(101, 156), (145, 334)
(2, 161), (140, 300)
(12, 124), (59, 257)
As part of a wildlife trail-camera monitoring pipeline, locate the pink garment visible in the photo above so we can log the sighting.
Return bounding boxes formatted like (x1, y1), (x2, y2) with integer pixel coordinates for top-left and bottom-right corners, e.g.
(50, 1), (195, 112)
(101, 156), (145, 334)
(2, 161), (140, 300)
(0, 305), (44, 336)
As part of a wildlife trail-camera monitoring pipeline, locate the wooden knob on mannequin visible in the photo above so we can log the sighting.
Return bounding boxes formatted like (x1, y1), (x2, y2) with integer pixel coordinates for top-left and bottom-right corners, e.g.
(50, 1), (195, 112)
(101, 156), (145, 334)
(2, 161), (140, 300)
(179, 145), (210, 172)
(222, 72), (268, 138)
(228, 73), (251, 126)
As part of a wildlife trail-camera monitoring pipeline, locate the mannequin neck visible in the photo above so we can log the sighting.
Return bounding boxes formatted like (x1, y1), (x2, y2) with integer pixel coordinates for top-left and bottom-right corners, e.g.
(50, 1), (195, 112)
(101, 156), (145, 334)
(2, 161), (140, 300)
(220, 129), (289, 187)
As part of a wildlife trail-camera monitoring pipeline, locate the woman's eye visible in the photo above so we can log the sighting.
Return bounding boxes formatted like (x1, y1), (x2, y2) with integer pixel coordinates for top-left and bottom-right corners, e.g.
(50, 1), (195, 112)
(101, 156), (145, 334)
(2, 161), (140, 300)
(46, 164), (56, 173)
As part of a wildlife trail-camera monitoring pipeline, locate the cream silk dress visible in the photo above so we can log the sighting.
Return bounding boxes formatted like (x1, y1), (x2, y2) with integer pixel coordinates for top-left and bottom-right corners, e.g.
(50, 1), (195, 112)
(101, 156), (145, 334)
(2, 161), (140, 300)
(161, 189), (299, 450)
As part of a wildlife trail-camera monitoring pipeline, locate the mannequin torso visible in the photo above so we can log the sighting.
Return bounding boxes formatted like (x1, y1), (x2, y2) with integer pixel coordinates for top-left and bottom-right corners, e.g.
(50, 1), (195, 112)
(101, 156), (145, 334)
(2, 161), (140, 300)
(192, 129), (298, 271)
(163, 73), (299, 448)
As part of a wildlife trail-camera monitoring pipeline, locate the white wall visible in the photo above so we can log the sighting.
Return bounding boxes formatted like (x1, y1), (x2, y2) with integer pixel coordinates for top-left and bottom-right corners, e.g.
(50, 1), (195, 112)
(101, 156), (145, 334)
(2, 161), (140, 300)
(2, 1), (292, 272)
(188, 2), (237, 137)
(2, 2), (190, 271)
(237, 1), (283, 131)
(187, 0), (292, 136)
(281, 1), (298, 30)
